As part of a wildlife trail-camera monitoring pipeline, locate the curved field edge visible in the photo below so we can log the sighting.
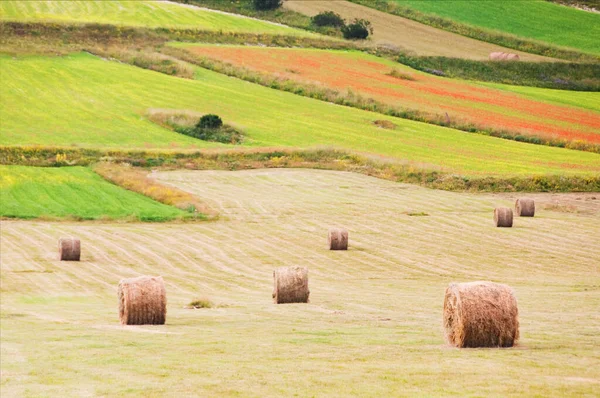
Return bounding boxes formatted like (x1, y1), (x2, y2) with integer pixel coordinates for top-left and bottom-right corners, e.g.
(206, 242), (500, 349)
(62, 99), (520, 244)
(164, 43), (600, 152)
(0, 0), (318, 37)
(1, 147), (599, 193)
(347, 0), (599, 61)
(2, 53), (599, 179)
(0, 165), (199, 221)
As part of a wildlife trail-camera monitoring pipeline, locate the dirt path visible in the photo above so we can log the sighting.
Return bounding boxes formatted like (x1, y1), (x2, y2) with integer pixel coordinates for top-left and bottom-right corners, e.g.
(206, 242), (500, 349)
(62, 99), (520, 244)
(284, 0), (558, 61)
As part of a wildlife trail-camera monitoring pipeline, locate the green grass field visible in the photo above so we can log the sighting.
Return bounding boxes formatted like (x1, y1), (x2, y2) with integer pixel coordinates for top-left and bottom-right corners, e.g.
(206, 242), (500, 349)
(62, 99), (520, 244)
(0, 0), (314, 36)
(2, 53), (599, 178)
(390, 0), (600, 55)
(0, 165), (185, 221)
(1, 169), (599, 396)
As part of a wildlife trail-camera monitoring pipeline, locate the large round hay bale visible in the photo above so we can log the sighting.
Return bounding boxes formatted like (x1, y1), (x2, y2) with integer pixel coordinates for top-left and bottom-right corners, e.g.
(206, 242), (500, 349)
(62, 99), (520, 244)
(59, 238), (80, 261)
(515, 198), (535, 217)
(489, 52), (520, 61)
(272, 266), (309, 304)
(443, 281), (519, 348)
(494, 207), (513, 227)
(328, 228), (348, 250)
(118, 276), (166, 325)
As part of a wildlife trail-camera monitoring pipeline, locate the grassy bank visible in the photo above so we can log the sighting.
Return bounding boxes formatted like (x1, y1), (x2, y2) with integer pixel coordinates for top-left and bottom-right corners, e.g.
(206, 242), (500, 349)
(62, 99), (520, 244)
(0, 165), (190, 221)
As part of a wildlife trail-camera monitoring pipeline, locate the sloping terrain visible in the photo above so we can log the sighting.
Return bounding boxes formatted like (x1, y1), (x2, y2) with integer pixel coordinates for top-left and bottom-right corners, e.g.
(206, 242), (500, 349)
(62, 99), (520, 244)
(1, 169), (598, 396)
(0, 166), (186, 221)
(385, 0), (600, 55)
(2, 53), (599, 177)
(283, 0), (556, 61)
(177, 44), (600, 144)
(0, 0), (316, 36)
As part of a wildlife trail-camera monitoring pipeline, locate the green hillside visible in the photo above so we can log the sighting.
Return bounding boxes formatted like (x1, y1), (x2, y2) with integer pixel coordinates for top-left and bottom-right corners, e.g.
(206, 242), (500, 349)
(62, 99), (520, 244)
(0, 165), (185, 220)
(0, 0), (314, 36)
(388, 0), (600, 55)
(2, 53), (599, 178)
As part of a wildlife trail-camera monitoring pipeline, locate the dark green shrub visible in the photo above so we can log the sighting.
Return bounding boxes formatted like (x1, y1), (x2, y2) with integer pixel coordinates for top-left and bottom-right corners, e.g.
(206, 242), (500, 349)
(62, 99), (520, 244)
(252, 0), (282, 11)
(197, 114), (223, 129)
(342, 19), (373, 40)
(312, 11), (345, 28)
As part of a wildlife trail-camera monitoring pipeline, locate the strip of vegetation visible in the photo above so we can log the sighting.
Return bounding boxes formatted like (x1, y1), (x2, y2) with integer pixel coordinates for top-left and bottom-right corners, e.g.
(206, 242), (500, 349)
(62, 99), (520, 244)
(93, 162), (215, 218)
(348, 0), (599, 63)
(160, 47), (600, 154)
(2, 146), (599, 193)
(547, 0), (599, 11)
(395, 53), (600, 92)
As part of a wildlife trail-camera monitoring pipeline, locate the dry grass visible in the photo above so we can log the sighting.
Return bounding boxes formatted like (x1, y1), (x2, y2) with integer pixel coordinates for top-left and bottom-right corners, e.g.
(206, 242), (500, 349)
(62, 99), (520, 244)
(146, 108), (204, 130)
(93, 162), (215, 218)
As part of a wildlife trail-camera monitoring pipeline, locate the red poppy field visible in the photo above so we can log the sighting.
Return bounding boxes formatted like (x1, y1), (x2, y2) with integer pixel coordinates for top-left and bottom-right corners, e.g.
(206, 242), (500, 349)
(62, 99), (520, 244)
(179, 45), (600, 145)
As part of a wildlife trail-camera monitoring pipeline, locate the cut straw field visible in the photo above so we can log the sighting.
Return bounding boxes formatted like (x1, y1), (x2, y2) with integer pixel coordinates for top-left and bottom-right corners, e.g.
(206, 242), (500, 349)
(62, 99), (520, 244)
(2, 53), (600, 178)
(0, 165), (186, 221)
(1, 169), (599, 396)
(175, 44), (600, 145)
(384, 0), (600, 56)
(0, 0), (315, 36)
(283, 0), (556, 61)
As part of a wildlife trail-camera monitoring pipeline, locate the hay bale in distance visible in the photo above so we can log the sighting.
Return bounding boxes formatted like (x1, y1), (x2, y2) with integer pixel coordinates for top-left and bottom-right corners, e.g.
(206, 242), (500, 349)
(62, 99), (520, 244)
(118, 276), (166, 325)
(59, 238), (80, 261)
(489, 52), (520, 61)
(443, 281), (519, 348)
(328, 228), (348, 250)
(494, 207), (513, 227)
(515, 198), (535, 217)
(273, 266), (309, 304)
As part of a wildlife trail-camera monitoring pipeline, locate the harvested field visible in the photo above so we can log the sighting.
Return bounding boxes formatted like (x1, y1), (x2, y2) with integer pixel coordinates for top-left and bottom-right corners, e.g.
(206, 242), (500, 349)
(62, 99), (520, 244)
(179, 45), (600, 144)
(283, 0), (557, 61)
(1, 169), (599, 396)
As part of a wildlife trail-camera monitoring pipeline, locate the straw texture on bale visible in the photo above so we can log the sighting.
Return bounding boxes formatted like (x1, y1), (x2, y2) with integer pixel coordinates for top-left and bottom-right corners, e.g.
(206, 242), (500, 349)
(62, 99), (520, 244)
(489, 52), (520, 61)
(443, 281), (519, 348)
(494, 207), (513, 227)
(515, 198), (535, 217)
(273, 266), (309, 304)
(118, 276), (166, 325)
(59, 238), (80, 261)
(328, 228), (348, 250)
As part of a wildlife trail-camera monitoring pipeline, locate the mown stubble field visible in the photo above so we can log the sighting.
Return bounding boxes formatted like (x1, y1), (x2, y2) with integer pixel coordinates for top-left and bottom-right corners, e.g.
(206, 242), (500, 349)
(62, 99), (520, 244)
(1, 169), (599, 396)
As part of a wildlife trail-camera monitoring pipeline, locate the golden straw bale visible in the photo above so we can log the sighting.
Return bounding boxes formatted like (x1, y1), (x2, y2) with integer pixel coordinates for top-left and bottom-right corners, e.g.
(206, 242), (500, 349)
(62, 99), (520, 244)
(118, 276), (166, 325)
(515, 198), (535, 217)
(328, 228), (348, 250)
(59, 238), (80, 261)
(494, 207), (513, 227)
(273, 266), (309, 304)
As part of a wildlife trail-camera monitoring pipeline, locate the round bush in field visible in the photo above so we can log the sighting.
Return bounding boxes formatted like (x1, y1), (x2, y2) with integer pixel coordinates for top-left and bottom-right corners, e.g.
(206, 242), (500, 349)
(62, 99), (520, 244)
(515, 198), (535, 217)
(118, 276), (167, 325)
(197, 114), (223, 130)
(328, 228), (348, 250)
(342, 19), (373, 40)
(273, 266), (309, 304)
(59, 238), (80, 261)
(312, 11), (345, 28)
(494, 207), (513, 227)
(443, 281), (519, 348)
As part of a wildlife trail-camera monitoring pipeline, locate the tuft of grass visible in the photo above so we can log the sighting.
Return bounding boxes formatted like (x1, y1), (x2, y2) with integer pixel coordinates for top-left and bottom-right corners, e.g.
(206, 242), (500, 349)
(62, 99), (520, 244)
(386, 69), (416, 81)
(373, 120), (397, 130)
(187, 299), (214, 309)
(406, 211), (429, 217)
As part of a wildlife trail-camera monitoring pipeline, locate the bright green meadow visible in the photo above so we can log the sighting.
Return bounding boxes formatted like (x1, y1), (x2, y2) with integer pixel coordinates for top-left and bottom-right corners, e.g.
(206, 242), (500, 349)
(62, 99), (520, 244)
(389, 0), (600, 55)
(0, 165), (185, 220)
(0, 0), (314, 36)
(1, 53), (599, 178)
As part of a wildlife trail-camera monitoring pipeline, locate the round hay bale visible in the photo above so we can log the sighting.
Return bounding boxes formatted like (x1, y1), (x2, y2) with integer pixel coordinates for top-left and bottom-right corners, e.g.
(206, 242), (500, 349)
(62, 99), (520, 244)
(118, 276), (166, 325)
(443, 281), (519, 348)
(494, 207), (513, 227)
(272, 266), (309, 304)
(515, 198), (535, 217)
(59, 238), (80, 261)
(489, 52), (520, 61)
(328, 228), (348, 250)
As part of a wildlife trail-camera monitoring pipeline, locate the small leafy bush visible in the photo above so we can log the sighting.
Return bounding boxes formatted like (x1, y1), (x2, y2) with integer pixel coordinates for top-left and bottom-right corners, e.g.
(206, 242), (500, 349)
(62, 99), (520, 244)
(197, 114), (223, 130)
(342, 19), (373, 40)
(312, 11), (345, 28)
(252, 0), (282, 11)
(188, 299), (213, 309)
